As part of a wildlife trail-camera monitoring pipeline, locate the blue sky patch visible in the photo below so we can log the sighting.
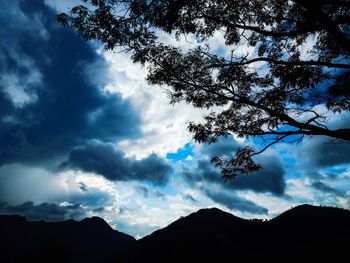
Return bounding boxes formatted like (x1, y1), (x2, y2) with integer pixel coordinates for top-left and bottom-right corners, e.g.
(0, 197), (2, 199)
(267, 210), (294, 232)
(166, 143), (194, 162)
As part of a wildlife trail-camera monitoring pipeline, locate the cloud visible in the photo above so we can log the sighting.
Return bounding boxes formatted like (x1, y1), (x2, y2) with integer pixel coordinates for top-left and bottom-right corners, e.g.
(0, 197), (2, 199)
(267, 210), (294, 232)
(311, 181), (344, 196)
(202, 187), (268, 215)
(183, 156), (286, 196)
(0, 201), (86, 221)
(0, 0), (141, 167)
(62, 140), (173, 185)
(181, 193), (198, 203)
(104, 48), (208, 159)
(116, 201), (164, 238)
(187, 136), (287, 195)
(154, 191), (167, 200)
(300, 136), (350, 169)
(288, 113), (350, 175)
(116, 220), (160, 239)
(196, 136), (240, 157)
(0, 163), (68, 204)
(175, 137), (286, 215)
(135, 185), (167, 200)
(0, 163), (122, 218)
(135, 186), (150, 197)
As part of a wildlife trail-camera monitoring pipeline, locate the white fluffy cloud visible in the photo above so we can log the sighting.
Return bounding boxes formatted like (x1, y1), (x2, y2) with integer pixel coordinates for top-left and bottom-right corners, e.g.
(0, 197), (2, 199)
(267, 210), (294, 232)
(103, 49), (207, 158)
(0, 163), (121, 210)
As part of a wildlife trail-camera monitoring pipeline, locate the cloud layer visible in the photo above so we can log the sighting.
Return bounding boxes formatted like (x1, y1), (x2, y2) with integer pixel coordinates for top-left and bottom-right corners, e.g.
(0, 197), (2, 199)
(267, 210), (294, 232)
(62, 140), (173, 185)
(202, 187), (268, 215)
(184, 137), (286, 196)
(0, 201), (85, 221)
(0, 0), (140, 167)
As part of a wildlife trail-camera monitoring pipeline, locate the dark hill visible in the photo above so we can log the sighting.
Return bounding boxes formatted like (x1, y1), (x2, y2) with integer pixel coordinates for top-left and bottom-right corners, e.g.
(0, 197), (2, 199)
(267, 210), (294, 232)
(1, 205), (350, 262)
(125, 205), (350, 262)
(0, 215), (135, 263)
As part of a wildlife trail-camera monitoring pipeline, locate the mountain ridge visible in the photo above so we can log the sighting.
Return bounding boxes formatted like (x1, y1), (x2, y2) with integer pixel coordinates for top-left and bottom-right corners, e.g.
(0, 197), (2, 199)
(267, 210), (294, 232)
(1, 204), (350, 262)
(0, 214), (136, 263)
(127, 204), (350, 261)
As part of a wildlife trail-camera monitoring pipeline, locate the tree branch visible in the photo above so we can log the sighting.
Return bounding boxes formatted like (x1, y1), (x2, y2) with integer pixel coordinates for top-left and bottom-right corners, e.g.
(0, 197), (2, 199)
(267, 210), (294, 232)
(201, 14), (322, 38)
(224, 57), (350, 69)
(251, 134), (291, 156)
(296, 0), (350, 54)
(195, 49), (350, 69)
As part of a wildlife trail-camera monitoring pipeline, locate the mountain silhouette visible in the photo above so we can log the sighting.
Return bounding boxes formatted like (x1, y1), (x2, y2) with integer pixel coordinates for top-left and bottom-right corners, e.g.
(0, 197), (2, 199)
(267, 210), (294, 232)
(0, 215), (135, 263)
(125, 204), (350, 262)
(1, 205), (350, 262)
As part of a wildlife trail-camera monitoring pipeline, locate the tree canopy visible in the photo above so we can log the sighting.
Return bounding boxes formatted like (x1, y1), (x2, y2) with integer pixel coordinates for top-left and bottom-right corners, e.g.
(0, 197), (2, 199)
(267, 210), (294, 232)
(58, 0), (350, 179)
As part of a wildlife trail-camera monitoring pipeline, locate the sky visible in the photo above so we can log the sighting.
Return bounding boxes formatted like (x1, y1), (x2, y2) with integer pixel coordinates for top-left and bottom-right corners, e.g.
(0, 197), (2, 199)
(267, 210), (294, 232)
(0, 0), (349, 238)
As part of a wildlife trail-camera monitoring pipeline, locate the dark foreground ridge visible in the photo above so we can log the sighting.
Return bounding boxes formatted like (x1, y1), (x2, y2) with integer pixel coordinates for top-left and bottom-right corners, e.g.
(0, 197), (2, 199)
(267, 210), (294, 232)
(1, 205), (350, 262)
(0, 215), (136, 263)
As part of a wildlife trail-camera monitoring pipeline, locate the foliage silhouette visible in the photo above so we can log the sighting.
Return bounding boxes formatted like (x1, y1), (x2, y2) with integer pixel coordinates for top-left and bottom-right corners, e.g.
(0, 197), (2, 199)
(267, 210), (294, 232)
(58, 0), (350, 178)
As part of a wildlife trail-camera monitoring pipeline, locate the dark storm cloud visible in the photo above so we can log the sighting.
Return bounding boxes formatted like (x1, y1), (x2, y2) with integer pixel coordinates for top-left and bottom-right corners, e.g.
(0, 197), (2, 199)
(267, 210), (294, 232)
(0, 0), (140, 167)
(0, 201), (86, 221)
(181, 137), (284, 213)
(301, 136), (350, 169)
(198, 136), (240, 156)
(181, 193), (198, 203)
(188, 137), (286, 195)
(62, 140), (173, 185)
(202, 188), (268, 215)
(311, 181), (344, 196)
(184, 157), (286, 196)
(297, 113), (350, 172)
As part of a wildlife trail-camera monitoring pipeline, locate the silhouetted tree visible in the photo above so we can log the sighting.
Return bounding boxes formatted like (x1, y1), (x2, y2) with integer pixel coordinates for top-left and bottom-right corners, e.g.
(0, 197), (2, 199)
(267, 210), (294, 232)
(58, 0), (350, 179)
